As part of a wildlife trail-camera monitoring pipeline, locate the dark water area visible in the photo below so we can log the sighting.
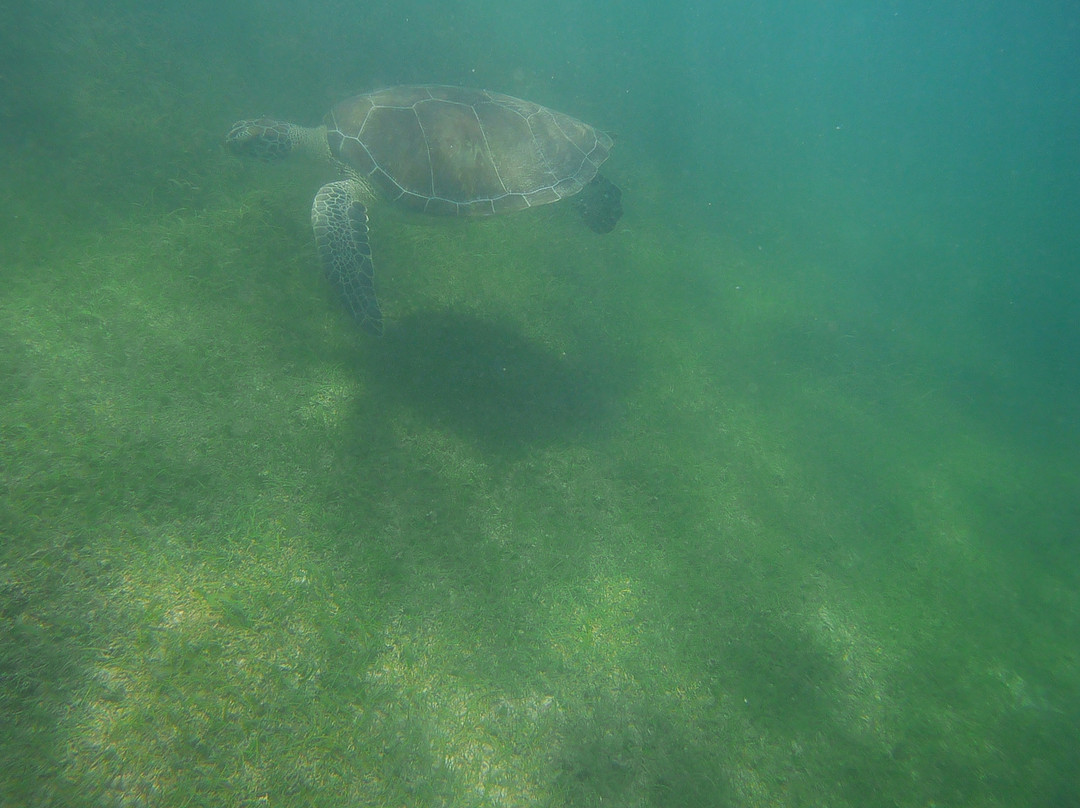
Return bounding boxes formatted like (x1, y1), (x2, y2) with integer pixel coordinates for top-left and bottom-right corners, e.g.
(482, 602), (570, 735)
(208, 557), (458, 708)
(2, 1), (1078, 806)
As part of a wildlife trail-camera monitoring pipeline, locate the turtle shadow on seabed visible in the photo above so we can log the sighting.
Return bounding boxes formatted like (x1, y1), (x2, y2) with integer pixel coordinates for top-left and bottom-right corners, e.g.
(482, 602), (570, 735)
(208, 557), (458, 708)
(362, 309), (634, 453)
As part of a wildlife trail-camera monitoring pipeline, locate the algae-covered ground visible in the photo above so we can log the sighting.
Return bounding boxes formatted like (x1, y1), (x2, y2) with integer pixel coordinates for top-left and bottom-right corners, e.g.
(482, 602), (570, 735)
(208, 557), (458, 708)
(2, 3), (1078, 807)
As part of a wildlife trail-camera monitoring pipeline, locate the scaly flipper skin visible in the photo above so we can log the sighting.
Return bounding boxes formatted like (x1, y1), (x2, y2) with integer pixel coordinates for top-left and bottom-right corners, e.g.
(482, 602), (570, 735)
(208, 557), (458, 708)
(311, 181), (383, 336)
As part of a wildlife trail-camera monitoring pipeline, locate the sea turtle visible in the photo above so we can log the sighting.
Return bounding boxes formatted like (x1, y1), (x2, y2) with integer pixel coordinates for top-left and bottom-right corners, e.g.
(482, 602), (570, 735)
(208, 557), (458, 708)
(225, 84), (622, 336)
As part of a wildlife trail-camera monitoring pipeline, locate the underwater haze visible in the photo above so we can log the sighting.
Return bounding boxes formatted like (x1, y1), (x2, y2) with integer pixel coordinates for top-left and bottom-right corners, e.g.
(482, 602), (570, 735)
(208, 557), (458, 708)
(2, 0), (1078, 806)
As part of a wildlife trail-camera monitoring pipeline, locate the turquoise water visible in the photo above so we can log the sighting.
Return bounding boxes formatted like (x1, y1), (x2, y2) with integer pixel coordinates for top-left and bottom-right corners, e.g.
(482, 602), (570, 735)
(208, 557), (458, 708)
(2, 1), (1078, 806)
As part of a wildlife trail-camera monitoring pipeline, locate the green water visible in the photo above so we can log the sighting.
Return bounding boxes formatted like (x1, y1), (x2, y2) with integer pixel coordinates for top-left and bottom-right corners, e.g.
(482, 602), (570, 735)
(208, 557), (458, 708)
(2, 1), (1078, 806)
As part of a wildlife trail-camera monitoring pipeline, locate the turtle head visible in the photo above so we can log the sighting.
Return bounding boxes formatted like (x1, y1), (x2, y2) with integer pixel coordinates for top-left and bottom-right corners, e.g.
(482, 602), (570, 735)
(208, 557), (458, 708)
(225, 118), (299, 162)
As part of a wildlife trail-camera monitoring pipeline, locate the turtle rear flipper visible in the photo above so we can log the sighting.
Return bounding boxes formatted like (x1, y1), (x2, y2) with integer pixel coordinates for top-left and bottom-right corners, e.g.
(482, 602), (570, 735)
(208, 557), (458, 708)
(573, 174), (623, 234)
(311, 180), (383, 336)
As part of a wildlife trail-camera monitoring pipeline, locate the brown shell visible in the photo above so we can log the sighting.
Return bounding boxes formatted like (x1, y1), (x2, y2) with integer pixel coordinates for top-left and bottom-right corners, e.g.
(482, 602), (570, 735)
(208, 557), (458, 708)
(324, 85), (613, 216)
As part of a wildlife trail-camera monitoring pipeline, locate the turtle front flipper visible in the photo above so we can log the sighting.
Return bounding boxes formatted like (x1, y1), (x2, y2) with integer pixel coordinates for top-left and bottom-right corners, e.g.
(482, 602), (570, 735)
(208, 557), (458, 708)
(311, 180), (383, 336)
